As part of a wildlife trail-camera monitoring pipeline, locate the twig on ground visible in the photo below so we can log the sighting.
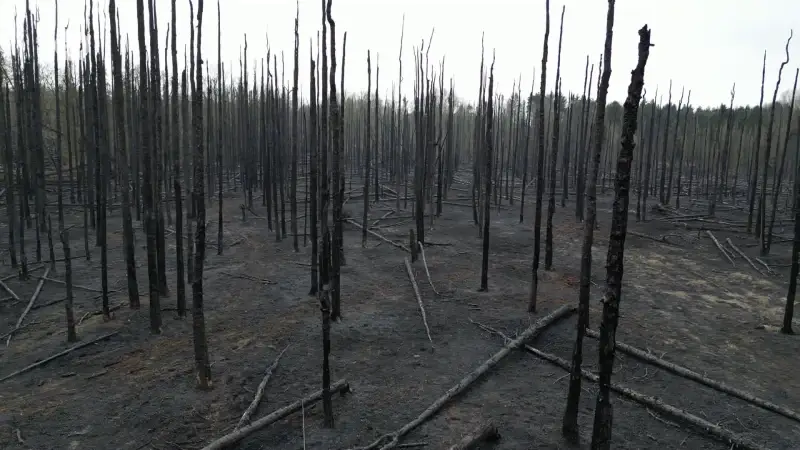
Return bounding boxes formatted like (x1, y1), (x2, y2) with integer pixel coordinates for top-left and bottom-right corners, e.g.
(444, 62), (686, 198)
(404, 258), (433, 345)
(0, 331), (120, 383)
(349, 305), (575, 450)
(235, 344), (291, 430)
(199, 379), (350, 450)
(7, 267), (51, 346)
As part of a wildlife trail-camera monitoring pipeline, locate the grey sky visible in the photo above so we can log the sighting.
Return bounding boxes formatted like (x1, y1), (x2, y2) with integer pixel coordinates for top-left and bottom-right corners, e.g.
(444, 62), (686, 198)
(1, 0), (798, 108)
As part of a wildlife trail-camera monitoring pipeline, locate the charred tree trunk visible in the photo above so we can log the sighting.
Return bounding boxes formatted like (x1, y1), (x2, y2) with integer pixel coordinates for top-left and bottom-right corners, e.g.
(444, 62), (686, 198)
(362, 51), (371, 247)
(479, 58), (495, 292)
(591, 23), (651, 450)
(291, 8), (300, 252)
(111, 0), (140, 310)
(191, 0), (211, 389)
(135, 0), (161, 333)
(545, 7), (565, 271)
(528, 0), (550, 313)
(747, 53), (767, 234)
(562, 1), (614, 439)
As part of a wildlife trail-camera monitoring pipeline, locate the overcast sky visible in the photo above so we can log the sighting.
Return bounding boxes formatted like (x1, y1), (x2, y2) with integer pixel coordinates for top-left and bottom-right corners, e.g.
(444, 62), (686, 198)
(1, 0), (798, 108)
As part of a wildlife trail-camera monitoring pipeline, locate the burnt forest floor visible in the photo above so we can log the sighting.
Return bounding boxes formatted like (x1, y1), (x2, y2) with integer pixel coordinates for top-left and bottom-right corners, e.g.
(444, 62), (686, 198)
(0, 173), (798, 450)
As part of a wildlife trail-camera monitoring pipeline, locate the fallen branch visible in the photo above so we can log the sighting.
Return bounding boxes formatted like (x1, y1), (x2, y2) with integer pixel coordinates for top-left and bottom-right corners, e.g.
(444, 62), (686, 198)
(0, 321), (40, 340)
(371, 210), (396, 227)
(350, 305), (575, 450)
(754, 257), (774, 275)
(629, 230), (681, 247)
(235, 344), (291, 430)
(39, 275), (118, 294)
(0, 279), (20, 301)
(221, 272), (275, 285)
(200, 379), (350, 450)
(705, 231), (734, 266)
(417, 242), (441, 296)
(0, 331), (120, 383)
(474, 322), (768, 450)
(346, 218), (411, 253)
(420, 241), (452, 247)
(7, 267), (51, 346)
(404, 258), (433, 344)
(725, 239), (764, 275)
(446, 421), (500, 450)
(584, 328), (800, 425)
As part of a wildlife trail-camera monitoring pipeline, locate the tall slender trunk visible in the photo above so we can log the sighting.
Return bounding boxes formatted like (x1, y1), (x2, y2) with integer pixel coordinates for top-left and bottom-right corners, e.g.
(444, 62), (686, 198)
(591, 23), (651, 449)
(528, 0), (550, 313)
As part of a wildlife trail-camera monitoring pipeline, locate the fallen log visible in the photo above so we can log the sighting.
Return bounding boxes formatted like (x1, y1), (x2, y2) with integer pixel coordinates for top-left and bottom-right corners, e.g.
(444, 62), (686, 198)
(725, 238), (764, 275)
(446, 421), (500, 450)
(7, 267), (51, 346)
(754, 257), (774, 275)
(473, 322), (768, 450)
(349, 304), (576, 450)
(584, 328), (800, 425)
(346, 218), (411, 253)
(0, 331), (120, 383)
(705, 230), (735, 266)
(629, 230), (682, 247)
(404, 257), (433, 344)
(200, 379), (350, 450)
(371, 210), (396, 227)
(235, 344), (291, 430)
(0, 279), (20, 301)
(417, 242), (441, 296)
(0, 321), (40, 340)
(39, 275), (119, 294)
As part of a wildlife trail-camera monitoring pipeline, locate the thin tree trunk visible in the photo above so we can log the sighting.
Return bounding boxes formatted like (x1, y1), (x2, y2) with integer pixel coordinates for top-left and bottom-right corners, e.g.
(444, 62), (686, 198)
(591, 23), (651, 449)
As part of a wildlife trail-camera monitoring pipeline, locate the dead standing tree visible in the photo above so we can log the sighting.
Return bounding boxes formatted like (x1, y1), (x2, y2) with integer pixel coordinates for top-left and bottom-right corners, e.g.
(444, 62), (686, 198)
(291, 6), (300, 253)
(362, 51), (372, 248)
(563, 0), (615, 439)
(528, 0), (550, 313)
(135, 0), (161, 333)
(328, 0), (343, 321)
(592, 23), (651, 449)
(758, 31), (792, 255)
(479, 54), (495, 292)
(319, 0), (334, 427)
(783, 172), (800, 334)
(191, 0), (212, 390)
(172, 0), (187, 316)
(544, 6), (565, 271)
(110, 0), (139, 311)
